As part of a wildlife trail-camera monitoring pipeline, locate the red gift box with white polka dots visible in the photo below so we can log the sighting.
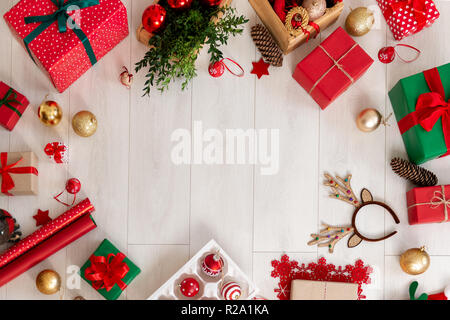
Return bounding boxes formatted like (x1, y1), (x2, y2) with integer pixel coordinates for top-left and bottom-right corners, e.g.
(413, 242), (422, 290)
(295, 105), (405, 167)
(3, 0), (129, 93)
(377, 0), (439, 41)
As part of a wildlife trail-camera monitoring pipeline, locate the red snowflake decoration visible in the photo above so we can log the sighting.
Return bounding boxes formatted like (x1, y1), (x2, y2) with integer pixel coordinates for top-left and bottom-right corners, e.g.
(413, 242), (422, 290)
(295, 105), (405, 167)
(271, 255), (372, 300)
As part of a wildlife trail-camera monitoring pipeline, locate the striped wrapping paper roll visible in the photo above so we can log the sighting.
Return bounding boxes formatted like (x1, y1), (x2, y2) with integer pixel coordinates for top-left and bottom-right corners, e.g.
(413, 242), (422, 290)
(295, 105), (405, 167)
(0, 198), (94, 268)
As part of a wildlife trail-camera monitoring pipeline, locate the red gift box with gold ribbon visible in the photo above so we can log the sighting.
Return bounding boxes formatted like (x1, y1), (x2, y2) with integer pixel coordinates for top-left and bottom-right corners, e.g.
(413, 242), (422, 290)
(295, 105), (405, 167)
(292, 27), (373, 110)
(407, 185), (450, 225)
(377, 0), (439, 41)
(0, 82), (29, 131)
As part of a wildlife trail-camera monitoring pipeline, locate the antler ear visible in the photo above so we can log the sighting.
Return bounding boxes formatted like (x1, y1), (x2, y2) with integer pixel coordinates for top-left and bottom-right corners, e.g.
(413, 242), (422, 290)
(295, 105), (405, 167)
(360, 188), (373, 203)
(348, 233), (363, 248)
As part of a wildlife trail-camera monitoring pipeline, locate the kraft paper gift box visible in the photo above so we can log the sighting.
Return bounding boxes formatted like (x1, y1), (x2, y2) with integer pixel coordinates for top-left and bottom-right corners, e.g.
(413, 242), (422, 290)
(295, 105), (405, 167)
(0, 151), (38, 196)
(0, 82), (29, 131)
(248, 0), (344, 54)
(406, 185), (450, 225)
(80, 239), (141, 300)
(389, 64), (450, 164)
(292, 27), (373, 110)
(3, 0), (129, 93)
(290, 279), (358, 300)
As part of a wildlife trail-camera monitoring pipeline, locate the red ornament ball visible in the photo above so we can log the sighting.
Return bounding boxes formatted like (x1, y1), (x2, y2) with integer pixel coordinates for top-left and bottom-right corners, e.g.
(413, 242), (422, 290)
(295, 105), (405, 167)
(142, 4), (166, 34)
(201, 253), (224, 277)
(378, 46), (396, 64)
(168, 0), (193, 10)
(180, 277), (200, 297)
(221, 281), (241, 300)
(200, 0), (222, 6)
(66, 178), (81, 195)
(208, 61), (225, 78)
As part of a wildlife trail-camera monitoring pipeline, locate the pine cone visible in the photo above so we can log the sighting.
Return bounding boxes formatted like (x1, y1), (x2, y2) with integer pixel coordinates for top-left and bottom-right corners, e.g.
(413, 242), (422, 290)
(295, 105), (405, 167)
(390, 157), (438, 187)
(251, 24), (283, 67)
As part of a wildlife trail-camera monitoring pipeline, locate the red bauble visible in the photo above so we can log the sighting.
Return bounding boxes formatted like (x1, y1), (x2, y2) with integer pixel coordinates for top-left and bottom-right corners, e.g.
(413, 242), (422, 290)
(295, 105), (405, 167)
(208, 61), (225, 78)
(201, 253), (224, 277)
(180, 277), (200, 297)
(168, 0), (193, 10)
(378, 46), (395, 64)
(66, 178), (81, 194)
(142, 4), (166, 34)
(200, 0), (222, 6)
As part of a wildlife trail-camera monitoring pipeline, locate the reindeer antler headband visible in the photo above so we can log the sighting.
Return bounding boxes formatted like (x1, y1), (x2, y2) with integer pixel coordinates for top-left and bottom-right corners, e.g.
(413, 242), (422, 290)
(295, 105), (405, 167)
(308, 173), (400, 253)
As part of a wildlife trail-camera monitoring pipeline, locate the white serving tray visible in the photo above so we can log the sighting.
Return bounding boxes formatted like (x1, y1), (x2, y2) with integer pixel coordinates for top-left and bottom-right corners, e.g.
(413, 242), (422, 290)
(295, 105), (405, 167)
(148, 239), (258, 300)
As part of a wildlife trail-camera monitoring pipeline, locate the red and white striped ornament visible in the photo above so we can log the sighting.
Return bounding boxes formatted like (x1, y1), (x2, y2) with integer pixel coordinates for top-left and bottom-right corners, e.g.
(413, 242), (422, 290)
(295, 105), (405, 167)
(221, 281), (241, 300)
(201, 253), (224, 277)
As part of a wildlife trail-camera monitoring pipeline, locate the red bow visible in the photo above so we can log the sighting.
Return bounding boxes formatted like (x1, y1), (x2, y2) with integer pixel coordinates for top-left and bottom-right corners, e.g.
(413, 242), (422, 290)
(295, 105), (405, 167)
(44, 142), (66, 163)
(389, 0), (427, 29)
(84, 253), (129, 292)
(0, 153), (39, 196)
(398, 68), (450, 157)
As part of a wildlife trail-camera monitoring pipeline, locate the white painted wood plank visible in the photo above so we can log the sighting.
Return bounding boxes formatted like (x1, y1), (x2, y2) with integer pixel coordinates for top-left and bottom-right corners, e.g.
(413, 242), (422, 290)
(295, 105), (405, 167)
(189, 0), (256, 277)
(253, 22), (321, 252)
(316, 0), (387, 300)
(385, 255), (450, 300)
(385, 1), (450, 256)
(126, 244), (189, 300)
(252, 252), (317, 300)
(64, 0), (131, 300)
(127, 0), (191, 245)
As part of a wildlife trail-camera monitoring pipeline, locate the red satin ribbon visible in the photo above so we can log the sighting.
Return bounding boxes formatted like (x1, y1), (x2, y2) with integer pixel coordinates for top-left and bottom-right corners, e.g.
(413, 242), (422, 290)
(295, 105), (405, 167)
(387, 0), (427, 31)
(397, 68), (450, 157)
(0, 153), (38, 196)
(84, 252), (129, 292)
(44, 142), (66, 164)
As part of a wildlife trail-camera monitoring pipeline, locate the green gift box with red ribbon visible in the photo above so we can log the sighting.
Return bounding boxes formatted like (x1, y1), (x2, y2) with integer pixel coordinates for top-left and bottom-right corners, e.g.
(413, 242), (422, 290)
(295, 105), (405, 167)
(389, 64), (450, 164)
(0, 82), (29, 131)
(80, 239), (140, 300)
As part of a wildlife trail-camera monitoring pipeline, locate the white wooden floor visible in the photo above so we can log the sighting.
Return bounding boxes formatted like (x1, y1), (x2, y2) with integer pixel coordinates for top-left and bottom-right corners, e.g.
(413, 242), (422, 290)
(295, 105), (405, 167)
(1, 0), (450, 300)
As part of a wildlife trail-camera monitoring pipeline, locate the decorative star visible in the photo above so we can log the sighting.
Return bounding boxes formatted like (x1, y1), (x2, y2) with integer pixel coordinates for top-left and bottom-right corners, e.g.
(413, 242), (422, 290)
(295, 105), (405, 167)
(33, 209), (52, 227)
(251, 58), (270, 79)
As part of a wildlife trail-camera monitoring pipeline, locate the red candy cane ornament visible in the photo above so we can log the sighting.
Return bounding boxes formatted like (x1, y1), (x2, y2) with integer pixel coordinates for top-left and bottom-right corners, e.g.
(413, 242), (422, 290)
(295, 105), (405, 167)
(378, 44), (421, 64)
(54, 178), (81, 207)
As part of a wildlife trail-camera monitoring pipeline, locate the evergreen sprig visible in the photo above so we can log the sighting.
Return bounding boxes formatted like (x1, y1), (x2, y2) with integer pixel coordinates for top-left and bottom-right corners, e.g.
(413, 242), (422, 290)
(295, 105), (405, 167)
(135, 1), (248, 96)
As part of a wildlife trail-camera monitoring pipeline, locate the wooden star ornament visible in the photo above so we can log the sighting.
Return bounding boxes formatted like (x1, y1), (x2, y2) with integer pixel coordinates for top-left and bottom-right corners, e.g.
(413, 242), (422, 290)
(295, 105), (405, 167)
(33, 209), (52, 227)
(251, 58), (270, 79)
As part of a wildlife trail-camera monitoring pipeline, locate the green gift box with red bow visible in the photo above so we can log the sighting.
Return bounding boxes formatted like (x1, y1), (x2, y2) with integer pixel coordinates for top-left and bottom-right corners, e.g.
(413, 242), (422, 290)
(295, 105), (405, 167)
(0, 82), (29, 131)
(389, 63), (450, 164)
(80, 239), (140, 300)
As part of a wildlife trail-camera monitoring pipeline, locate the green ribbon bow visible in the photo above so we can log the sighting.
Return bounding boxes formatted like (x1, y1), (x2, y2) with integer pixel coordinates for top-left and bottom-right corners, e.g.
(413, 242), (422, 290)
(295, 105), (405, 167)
(0, 88), (22, 118)
(409, 281), (428, 300)
(23, 0), (99, 67)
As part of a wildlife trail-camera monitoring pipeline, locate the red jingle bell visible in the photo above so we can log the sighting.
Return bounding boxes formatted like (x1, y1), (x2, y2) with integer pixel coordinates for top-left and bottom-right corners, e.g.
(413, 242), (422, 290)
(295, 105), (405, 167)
(142, 4), (166, 34)
(179, 277), (200, 297)
(378, 46), (396, 64)
(66, 178), (81, 194)
(201, 253), (224, 277)
(168, 0), (193, 10)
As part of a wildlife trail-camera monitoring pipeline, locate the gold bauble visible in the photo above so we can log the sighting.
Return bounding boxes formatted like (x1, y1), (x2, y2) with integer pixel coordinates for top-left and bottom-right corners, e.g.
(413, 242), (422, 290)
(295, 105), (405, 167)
(38, 100), (63, 126)
(36, 269), (61, 295)
(400, 246), (430, 275)
(356, 108), (382, 132)
(72, 111), (97, 137)
(345, 7), (374, 37)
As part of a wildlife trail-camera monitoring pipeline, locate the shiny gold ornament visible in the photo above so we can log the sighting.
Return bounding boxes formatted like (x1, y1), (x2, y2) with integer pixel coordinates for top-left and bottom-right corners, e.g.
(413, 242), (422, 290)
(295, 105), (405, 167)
(38, 100), (63, 126)
(72, 111), (97, 137)
(345, 7), (374, 37)
(36, 269), (61, 295)
(356, 108), (383, 132)
(303, 0), (327, 21)
(400, 246), (430, 275)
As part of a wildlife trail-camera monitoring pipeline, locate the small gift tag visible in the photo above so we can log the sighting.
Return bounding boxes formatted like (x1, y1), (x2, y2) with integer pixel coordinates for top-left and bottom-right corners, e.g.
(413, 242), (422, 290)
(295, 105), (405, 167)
(44, 142), (68, 164)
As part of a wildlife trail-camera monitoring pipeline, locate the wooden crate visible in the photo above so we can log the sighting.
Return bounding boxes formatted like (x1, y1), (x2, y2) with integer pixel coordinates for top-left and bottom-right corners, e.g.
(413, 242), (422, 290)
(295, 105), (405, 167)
(248, 0), (344, 54)
(137, 0), (233, 47)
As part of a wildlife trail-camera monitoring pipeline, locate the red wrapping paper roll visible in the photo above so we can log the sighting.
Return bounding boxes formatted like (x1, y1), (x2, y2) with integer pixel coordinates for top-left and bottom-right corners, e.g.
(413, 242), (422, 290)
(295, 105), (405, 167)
(0, 214), (96, 287)
(0, 198), (94, 268)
